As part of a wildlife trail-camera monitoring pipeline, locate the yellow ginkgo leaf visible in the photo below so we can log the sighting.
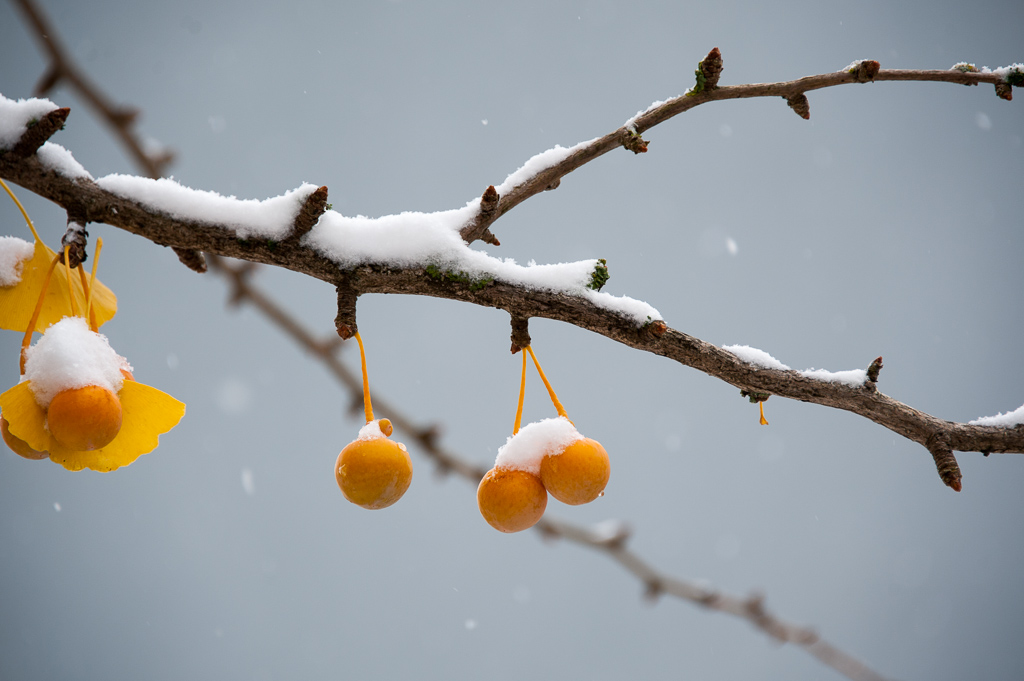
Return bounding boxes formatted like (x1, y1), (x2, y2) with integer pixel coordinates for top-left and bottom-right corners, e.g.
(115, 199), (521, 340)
(0, 381), (49, 453)
(0, 239), (117, 333)
(47, 381), (185, 472)
(0, 378), (185, 472)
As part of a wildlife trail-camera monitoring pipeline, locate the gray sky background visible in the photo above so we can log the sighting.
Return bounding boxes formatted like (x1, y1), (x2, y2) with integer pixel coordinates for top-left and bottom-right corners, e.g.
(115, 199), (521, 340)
(1, 1), (1022, 680)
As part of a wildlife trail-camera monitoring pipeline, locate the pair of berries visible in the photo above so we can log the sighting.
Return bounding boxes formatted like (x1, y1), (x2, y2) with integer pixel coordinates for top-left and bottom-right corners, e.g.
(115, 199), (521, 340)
(477, 346), (610, 533)
(332, 335), (609, 530)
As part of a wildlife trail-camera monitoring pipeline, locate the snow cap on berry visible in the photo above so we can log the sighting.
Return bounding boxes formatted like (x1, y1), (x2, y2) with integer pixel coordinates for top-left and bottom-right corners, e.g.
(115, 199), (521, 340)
(495, 416), (583, 474)
(23, 317), (129, 408)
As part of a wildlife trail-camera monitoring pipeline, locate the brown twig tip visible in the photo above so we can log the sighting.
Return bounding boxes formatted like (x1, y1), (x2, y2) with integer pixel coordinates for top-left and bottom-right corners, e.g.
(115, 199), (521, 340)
(59, 215), (88, 269)
(288, 185), (329, 240)
(927, 432), (963, 492)
(458, 185), (502, 245)
(786, 93), (811, 119)
(9, 106), (70, 158)
(849, 60), (881, 83)
(510, 315), (531, 353)
(480, 185), (499, 213)
(995, 82), (1013, 101)
(866, 356), (883, 384)
(173, 246), (207, 273)
(700, 47), (724, 90)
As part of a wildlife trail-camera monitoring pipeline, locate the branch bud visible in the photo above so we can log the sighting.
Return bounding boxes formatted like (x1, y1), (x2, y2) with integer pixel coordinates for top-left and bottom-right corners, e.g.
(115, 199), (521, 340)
(786, 93), (810, 119)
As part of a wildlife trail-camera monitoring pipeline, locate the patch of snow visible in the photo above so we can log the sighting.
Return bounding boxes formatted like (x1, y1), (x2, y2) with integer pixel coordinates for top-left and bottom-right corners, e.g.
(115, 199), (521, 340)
(91, 150), (662, 327)
(723, 344), (791, 371)
(969, 404), (1024, 428)
(725, 345), (868, 386)
(494, 416), (583, 474)
(356, 419), (389, 440)
(624, 98), (672, 131)
(842, 59), (872, 72)
(0, 236), (36, 286)
(0, 94), (58, 149)
(307, 205), (661, 326)
(37, 142), (92, 179)
(493, 139), (596, 196)
(799, 368), (867, 387)
(23, 317), (129, 408)
(991, 63), (1024, 81)
(94, 175), (320, 239)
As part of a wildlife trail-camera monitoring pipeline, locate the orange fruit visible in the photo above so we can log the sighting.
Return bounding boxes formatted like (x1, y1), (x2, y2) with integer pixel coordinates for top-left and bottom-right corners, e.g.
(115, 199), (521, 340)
(477, 467), (547, 533)
(1, 415), (48, 460)
(47, 385), (122, 451)
(540, 437), (610, 505)
(336, 437), (412, 509)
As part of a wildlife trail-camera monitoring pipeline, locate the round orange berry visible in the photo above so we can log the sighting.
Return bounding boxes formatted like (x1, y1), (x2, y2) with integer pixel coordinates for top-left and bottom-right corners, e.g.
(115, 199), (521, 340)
(336, 437), (413, 509)
(1, 415), (48, 460)
(477, 467), (548, 533)
(47, 385), (123, 451)
(540, 437), (610, 505)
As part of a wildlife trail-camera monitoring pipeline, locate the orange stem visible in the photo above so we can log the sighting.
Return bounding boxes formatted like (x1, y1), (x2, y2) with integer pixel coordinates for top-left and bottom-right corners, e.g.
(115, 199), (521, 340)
(83, 237), (103, 331)
(759, 401), (769, 426)
(21, 254), (61, 375)
(0, 178), (42, 242)
(62, 245), (78, 318)
(354, 332), (374, 423)
(526, 345), (569, 421)
(513, 349), (527, 435)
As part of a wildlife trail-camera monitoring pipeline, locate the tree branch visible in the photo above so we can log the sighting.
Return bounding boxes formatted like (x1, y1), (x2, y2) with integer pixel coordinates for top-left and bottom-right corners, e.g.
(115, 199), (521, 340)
(1, 57), (1021, 488)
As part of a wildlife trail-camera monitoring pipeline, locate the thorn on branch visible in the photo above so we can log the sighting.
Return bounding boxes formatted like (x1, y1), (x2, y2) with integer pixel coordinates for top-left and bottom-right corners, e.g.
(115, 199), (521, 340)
(848, 60), (881, 83)
(60, 211), (88, 269)
(173, 246), (207, 273)
(510, 315), (531, 354)
(9, 107), (69, 158)
(786, 93), (811, 119)
(927, 431), (963, 492)
(335, 280), (359, 340)
(286, 185), (329, 242)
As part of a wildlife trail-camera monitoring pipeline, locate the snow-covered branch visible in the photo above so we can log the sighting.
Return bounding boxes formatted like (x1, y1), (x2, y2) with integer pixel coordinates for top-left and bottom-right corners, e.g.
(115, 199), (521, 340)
(1, 51), (1022, 492)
